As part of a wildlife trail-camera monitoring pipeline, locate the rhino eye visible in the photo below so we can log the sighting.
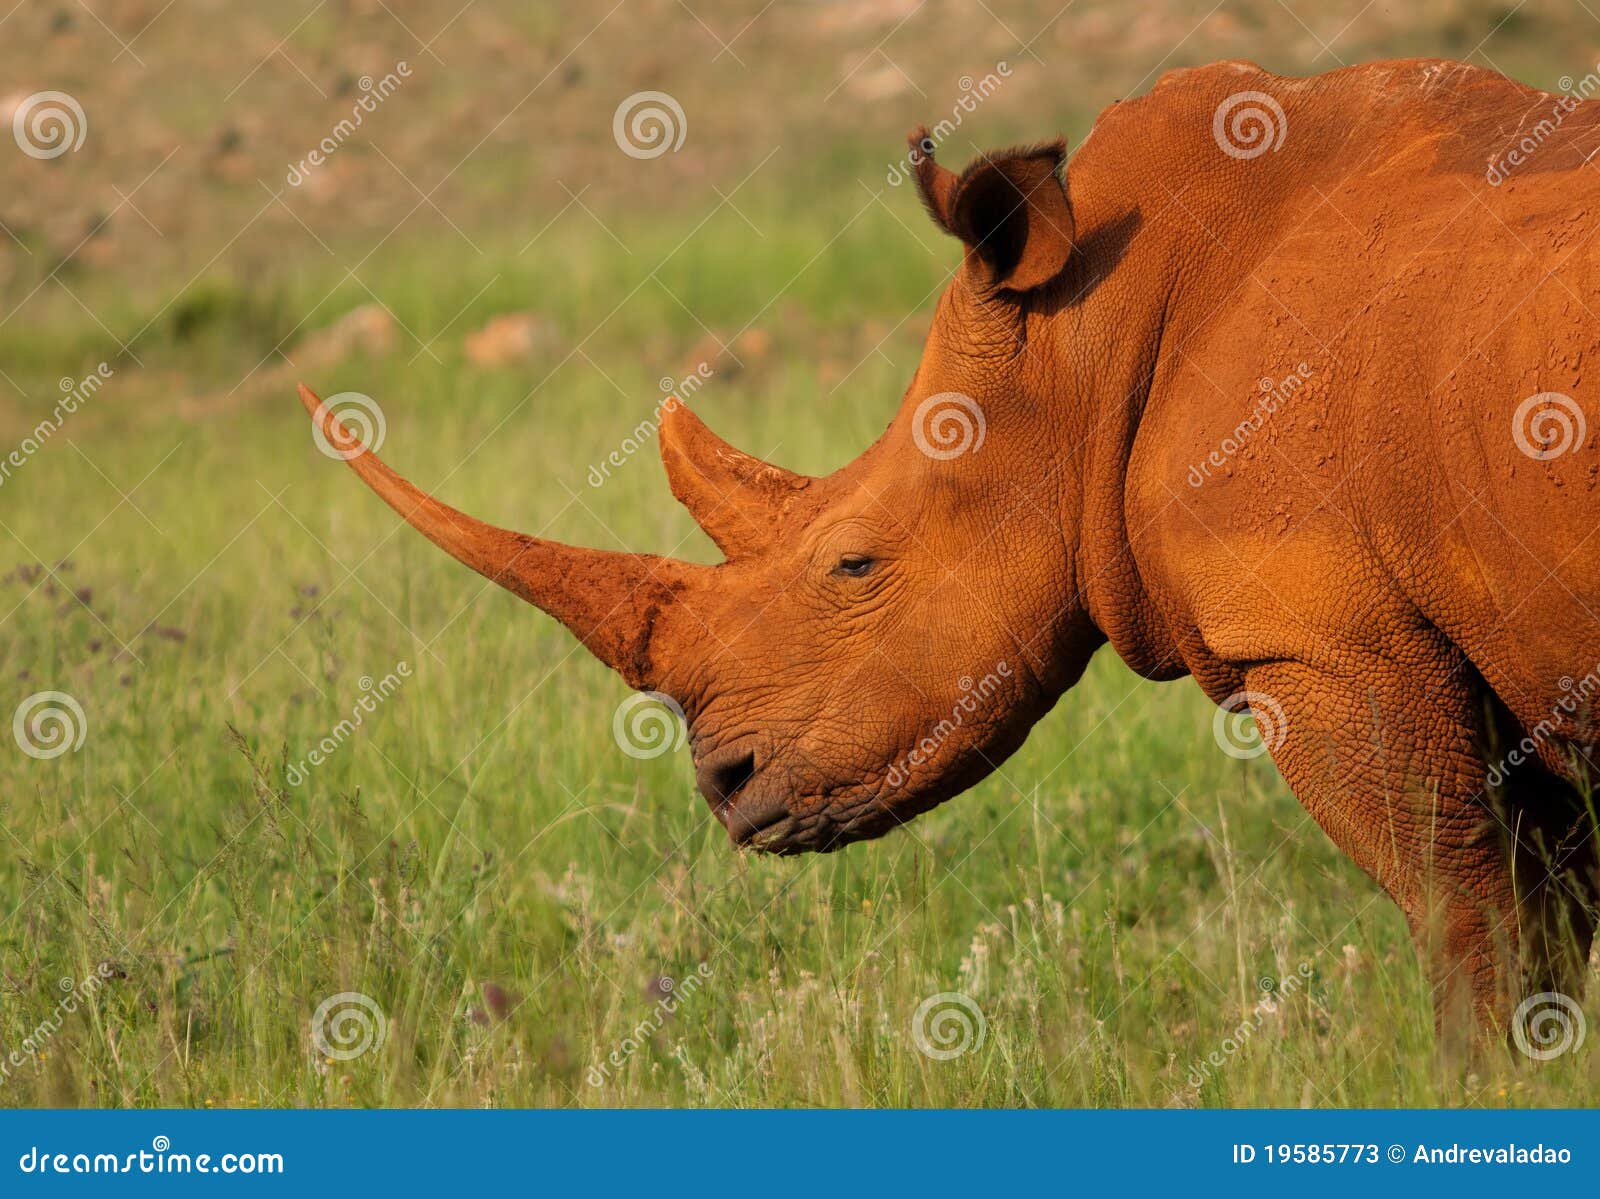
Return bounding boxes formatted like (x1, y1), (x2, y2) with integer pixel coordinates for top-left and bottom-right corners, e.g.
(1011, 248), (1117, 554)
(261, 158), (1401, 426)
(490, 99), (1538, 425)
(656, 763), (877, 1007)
(834, 555), (876, 578)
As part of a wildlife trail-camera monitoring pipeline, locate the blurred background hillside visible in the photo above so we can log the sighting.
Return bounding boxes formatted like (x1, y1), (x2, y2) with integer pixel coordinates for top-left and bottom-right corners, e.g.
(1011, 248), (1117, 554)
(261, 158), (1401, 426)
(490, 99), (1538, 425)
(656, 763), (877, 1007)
(1, 0), (1594, 419)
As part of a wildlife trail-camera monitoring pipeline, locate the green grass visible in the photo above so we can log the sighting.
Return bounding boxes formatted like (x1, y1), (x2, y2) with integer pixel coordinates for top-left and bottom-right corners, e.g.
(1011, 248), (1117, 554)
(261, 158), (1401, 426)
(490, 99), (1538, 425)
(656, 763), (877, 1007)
(3, 206), (1596, 1108)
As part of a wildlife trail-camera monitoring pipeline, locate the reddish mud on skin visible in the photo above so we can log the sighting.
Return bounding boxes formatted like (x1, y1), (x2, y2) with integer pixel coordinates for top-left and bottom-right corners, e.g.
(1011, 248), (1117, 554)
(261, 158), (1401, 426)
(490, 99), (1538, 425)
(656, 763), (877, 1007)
(300, 58), (1600, 1042)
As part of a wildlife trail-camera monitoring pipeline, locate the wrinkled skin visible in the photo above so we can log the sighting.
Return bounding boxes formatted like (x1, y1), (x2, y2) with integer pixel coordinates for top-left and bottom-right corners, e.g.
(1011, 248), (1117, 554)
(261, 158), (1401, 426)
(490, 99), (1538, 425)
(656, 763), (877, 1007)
(301, 58), (1600, 1044)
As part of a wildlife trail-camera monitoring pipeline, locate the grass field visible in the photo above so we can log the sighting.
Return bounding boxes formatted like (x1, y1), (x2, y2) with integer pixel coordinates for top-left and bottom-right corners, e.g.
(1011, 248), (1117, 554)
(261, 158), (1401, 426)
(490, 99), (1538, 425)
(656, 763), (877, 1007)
(2, 0), (1598, 1108)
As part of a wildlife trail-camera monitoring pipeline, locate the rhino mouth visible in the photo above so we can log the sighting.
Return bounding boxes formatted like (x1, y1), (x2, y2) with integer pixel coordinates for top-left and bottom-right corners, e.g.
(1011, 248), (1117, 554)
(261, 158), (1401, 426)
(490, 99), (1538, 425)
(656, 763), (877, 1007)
(727, 789), (896, 856)
(722, 792), (795, 848)
(694, 746), (907, 855)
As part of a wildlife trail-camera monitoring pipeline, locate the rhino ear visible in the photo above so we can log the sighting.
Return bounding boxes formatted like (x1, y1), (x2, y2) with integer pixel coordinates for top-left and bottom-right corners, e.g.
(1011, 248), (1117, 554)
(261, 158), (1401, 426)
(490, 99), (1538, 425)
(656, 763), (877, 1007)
(911, 130), (1074, 292)
(909, 126), (960, 232)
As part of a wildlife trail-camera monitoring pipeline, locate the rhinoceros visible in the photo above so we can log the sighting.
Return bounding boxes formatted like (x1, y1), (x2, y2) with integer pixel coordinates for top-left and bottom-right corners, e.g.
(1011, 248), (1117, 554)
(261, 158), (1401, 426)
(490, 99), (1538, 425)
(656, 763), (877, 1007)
(299, 58), (1600, 1043)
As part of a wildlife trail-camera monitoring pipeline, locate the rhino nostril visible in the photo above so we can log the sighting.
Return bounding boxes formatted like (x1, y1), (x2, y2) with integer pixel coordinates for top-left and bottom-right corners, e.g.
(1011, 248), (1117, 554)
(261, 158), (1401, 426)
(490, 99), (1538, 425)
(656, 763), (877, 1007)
(701, 750), (757, 809)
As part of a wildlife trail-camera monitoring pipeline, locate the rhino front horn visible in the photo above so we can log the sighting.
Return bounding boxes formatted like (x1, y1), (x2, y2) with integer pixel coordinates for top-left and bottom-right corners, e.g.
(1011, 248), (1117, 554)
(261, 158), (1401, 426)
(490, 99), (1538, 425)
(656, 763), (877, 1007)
(296, 384), (707, 688)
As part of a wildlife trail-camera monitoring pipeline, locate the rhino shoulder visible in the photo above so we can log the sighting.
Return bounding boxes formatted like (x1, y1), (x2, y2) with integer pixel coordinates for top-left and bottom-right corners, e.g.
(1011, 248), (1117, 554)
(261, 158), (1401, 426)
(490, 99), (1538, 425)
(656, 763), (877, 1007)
(1129, 57), (1529, 119)
(1086, 59), (1285, 143)
(1151, 58), (1271, 95)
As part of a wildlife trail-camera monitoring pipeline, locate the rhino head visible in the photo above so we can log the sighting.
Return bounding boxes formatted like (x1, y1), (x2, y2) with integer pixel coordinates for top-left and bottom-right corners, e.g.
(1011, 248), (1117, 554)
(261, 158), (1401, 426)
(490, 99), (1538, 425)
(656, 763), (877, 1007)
(299, 130), (1110, 854)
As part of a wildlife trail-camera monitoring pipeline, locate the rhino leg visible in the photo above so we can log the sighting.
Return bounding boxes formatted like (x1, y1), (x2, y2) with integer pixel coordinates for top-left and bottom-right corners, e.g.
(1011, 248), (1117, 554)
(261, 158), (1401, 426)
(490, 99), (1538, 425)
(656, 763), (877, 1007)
(1241, 656), (1528, 1051)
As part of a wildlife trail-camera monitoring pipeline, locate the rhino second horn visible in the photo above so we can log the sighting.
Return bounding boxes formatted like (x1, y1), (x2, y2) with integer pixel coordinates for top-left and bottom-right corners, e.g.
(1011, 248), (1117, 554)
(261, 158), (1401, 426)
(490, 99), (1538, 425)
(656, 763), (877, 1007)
(657, 400), (811, 559)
